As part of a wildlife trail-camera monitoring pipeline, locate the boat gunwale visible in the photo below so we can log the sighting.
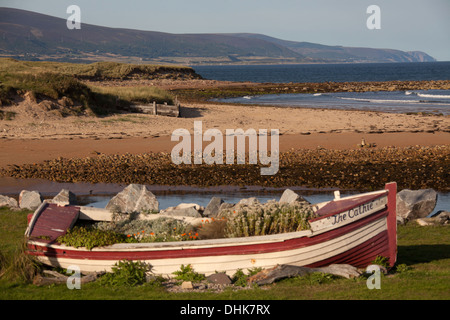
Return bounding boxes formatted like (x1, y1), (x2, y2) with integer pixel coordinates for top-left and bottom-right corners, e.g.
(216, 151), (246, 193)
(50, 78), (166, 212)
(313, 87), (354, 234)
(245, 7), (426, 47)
(27, 228), (314, 252)
(309, 190), (388, 222)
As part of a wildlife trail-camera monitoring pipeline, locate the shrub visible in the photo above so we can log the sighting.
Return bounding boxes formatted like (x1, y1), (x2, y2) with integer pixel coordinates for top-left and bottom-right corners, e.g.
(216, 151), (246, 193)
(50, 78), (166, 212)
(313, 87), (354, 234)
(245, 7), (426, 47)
(395, 263), (411, 274)
(115, 217), (196, 242)
(99, 260), (151, 287)
(172, 264), (205, 282)
(221, 201), (315, 238)
(0, 242), (42, 283)
(371, 255), (390, 268)
(232, 267), (263, 287)
(57, 226), (131, 250)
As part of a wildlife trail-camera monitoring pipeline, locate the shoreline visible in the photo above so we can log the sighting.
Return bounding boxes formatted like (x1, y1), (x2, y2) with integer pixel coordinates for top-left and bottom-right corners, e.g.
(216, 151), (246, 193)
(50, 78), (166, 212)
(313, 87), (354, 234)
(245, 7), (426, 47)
(0, 131), (449, 170)
(0, 79), (449, 192)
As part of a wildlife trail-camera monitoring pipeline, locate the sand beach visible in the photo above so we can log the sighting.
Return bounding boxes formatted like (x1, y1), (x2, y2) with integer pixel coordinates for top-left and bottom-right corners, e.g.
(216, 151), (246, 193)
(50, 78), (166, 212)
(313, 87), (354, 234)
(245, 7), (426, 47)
(0, 79), (448, 192)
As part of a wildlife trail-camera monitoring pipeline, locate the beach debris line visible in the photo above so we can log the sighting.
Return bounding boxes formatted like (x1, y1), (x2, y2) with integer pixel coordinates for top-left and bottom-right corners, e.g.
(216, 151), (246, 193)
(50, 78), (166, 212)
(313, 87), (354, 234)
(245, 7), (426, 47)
(2, 145), (447, 191)
(171, 121), (279, 175)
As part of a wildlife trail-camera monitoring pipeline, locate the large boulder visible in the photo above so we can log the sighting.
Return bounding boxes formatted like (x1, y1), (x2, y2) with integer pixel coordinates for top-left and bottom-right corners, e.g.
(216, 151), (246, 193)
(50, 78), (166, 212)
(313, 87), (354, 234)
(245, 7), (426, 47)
(19, 190), (43, 210)
(203, 197), (224, 217)
(106, 184), (159, 214)
(396, 189), (438, 222)
(0, 195), (19, 209)
(50, 189), (78, 206)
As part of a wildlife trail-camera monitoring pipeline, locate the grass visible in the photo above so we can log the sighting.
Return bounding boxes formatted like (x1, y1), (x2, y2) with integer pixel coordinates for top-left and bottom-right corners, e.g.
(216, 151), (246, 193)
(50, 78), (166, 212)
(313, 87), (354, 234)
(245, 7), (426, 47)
(0, 58), (177, 115)
(90, 85), (174, 105)
(0, 206), (449, 300)
(0, 58), (195, 81)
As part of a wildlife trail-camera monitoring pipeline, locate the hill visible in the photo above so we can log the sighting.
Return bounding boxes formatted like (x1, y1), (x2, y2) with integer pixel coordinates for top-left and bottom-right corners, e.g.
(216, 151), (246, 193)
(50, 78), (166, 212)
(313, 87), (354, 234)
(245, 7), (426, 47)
(229, 33), (436, 63)
(0, 7), (436, 65)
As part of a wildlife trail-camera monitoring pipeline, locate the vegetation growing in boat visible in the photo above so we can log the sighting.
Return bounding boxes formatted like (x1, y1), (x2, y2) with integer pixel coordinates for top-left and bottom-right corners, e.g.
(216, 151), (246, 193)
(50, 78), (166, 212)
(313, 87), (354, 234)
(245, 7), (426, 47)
(57, 217), (199, 249)
(221, 201), (315, 238)
(56, 226), (132, 250)
(56, 202), (315, 249)
(115, 217), (197, 242)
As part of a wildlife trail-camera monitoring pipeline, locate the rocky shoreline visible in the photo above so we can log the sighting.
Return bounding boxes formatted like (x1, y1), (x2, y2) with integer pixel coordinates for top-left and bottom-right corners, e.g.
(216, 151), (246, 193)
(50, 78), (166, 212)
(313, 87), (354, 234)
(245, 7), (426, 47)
(1, 145), (448, 192)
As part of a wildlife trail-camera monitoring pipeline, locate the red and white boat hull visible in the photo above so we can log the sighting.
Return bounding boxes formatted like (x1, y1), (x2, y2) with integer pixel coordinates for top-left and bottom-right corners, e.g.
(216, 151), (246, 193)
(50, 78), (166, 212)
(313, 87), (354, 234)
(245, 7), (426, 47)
(26, 183), (397, 276)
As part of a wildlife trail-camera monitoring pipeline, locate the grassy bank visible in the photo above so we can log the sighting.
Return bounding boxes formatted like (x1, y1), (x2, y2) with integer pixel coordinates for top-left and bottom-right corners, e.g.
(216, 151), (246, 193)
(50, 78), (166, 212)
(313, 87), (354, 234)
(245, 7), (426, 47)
(0, 59), (186, 115)
(0, 58), (200, 81)
(0, 206), (448, 300)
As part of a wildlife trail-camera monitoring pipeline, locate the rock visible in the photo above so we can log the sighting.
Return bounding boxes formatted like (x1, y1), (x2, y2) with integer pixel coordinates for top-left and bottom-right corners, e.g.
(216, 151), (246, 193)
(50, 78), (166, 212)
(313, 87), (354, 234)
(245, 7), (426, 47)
(181, 281), (193, 290)
(50, 189), (77, 206)
(396, 215), (407, 226)
(0, 195), (19, 209)
(430, 210), (450, 218)
(236, 197), (260, 207)
(319, 264), (362, 278)
(105, 184), (159, 214)
(19, 190), (43, 210)
(162, 206), (202, 218)
(249, 263), (362, 285)
(415, 218), (436, 226)
(416, 211), (449, 226)
(396, 189), (437, 221)
(206, 273), (232, 285)
(279, 189), (307, 205)
(434, 210), (450, 221)
(218, 202), (234, 213)
(170, 203), (203, 211)
(435, 211), (450, 224)
(203, 197), (224, 217)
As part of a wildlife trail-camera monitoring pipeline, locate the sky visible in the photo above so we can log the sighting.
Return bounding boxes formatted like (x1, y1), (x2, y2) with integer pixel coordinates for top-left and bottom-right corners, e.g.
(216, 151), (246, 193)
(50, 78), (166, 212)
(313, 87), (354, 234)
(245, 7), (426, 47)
(2, 0), (450, 61)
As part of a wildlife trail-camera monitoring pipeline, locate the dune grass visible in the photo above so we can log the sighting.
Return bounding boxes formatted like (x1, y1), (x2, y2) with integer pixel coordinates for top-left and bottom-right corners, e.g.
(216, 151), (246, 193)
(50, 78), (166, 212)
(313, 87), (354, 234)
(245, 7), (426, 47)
(0, 58), (178, 114)
(0, 58), (195, 80)
(0, 206), (448, 300)
(89, 85), (174, 105)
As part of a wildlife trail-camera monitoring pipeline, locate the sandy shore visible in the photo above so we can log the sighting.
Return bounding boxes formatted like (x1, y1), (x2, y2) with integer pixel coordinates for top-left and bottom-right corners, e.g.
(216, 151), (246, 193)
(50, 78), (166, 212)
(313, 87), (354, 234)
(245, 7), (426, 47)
(0, 99), (449, 169)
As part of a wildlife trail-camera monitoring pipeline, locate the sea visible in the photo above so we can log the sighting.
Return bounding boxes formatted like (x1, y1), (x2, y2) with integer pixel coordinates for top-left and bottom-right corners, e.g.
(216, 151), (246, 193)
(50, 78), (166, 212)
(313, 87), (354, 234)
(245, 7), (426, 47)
(193, 62), (450, 115)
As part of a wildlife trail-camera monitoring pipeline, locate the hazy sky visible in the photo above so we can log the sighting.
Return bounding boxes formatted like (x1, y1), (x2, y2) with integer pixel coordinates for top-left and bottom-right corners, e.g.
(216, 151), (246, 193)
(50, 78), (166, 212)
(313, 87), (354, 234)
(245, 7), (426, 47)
(2, 0), (450, 61)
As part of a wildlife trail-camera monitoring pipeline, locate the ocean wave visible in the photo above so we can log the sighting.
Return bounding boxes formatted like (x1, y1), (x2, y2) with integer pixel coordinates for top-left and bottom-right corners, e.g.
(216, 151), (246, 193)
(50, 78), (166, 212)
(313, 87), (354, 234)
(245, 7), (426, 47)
(337, 97), (418, 104)
(417, 93), (450, 99)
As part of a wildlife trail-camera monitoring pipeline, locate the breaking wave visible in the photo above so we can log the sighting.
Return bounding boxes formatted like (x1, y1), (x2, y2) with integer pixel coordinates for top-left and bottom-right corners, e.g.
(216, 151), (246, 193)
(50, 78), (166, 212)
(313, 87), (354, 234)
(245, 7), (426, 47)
(417, 93), (450, 99)
(337, 97), (419, 104)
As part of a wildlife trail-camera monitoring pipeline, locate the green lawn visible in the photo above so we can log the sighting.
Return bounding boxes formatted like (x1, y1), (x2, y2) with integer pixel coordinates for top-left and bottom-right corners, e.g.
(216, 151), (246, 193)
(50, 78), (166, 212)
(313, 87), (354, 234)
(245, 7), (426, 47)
(0, 207), (448, 300)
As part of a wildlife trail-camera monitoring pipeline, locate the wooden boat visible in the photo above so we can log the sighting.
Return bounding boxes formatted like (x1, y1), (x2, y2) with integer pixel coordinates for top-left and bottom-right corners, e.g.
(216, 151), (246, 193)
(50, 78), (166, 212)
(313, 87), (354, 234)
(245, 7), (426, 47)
(25, 182), (397, 276)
